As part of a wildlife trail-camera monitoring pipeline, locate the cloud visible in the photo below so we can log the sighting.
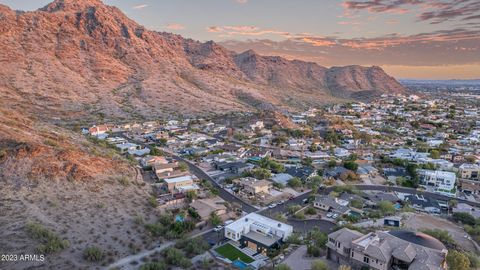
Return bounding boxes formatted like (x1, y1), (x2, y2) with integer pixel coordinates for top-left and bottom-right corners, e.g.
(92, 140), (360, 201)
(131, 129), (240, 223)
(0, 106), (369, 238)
(166, 23), (185, 30)
(132, 4), (148, 10)
(219, 28), (480, 68)
(341, 0), (480, 24)
(206, 25), (291, 37)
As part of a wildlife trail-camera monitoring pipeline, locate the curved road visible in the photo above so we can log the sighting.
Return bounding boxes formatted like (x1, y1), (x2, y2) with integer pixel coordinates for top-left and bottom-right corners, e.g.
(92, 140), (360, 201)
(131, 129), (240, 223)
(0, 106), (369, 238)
(321, 185), (480, 208)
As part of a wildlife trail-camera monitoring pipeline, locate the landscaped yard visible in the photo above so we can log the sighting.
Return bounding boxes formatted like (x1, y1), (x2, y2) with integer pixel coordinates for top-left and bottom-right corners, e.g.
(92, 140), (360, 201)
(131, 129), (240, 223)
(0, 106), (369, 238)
(215, 243), (254, 263)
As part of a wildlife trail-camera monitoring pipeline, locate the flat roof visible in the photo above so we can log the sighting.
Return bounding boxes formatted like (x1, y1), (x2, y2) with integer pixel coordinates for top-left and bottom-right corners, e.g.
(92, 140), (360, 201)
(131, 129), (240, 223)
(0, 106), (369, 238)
(164, 175), (193, 184)
(244, 231), (280, 247)
(226, 213), (292, 233)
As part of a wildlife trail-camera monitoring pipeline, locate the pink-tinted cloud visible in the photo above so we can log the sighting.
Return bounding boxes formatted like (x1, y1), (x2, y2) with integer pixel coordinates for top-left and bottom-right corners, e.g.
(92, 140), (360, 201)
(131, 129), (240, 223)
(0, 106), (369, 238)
(166, 23), (185, 30)
(342, 0), (480, 24)
(132, 4), (148, 10)
(220, 27), (480, 67)
(206, 25), (291, 37)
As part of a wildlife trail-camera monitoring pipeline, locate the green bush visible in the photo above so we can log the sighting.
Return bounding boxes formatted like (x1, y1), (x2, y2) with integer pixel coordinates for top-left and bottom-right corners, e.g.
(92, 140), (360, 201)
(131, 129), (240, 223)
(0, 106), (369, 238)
(452, 212), (476, 226)
(25, 222), (69, 254)
(175, 237), (210, 256)
(139, 261), (167, 270)
(305, 207), (317, 215)
(83, 246), (104, 262)
(148, 196), (158, 208)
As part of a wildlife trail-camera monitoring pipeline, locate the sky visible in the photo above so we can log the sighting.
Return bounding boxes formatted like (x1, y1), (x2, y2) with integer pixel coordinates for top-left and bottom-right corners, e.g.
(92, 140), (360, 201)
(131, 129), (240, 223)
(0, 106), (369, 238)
(2, 0), (480, 79)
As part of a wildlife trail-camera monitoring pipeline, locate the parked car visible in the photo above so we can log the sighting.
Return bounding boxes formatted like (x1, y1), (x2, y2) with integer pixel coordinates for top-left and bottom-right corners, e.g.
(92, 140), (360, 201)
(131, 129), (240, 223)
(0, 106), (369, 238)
(213, 225), (223, 232)
(268, 203), (277, 209)
(302, 198), (309, 204)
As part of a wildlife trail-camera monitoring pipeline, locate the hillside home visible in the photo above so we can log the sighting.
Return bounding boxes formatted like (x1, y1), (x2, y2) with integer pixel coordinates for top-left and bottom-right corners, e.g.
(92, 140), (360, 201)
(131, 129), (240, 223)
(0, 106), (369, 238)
(224, 213), (293, 255)
(234, 177), (272, 195)
(164, 175), (199, 193)
(327, 228), (448, 270)
(459, 163), (480, 181)
(417, 169), (456, 197)
(189, 197), (227, 221)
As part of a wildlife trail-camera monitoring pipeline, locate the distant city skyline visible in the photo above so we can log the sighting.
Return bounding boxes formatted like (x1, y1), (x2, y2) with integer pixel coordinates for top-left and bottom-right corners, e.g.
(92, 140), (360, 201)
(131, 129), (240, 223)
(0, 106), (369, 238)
(3, 0), (479, 79)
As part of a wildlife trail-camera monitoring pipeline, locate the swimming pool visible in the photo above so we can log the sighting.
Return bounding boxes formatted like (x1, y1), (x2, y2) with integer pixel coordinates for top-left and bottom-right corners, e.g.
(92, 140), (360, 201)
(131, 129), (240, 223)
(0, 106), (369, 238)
(232, 259), (249, 270)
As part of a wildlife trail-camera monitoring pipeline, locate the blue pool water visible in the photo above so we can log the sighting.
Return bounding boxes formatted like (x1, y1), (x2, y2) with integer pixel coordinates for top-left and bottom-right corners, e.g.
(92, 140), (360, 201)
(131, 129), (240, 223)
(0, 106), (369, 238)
(233, 259), (248, 270)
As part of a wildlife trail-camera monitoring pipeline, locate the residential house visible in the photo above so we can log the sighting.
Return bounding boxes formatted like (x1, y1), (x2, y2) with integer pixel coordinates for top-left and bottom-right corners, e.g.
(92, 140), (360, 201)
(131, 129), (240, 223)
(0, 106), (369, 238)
(88, 124), (111, 136)
(327, 228), (448, 270)
(270, 173), (294, 186)
(215, 161), (254, 174)
(189, 197), (227, 221)
(417, 169), (456, 197)
(459, 163), (480, 181)
(313, 195), (351, 215)
(404, 194), (441, 214)
(164, 175), (199, 193)
(141, 155), (168, 168)
(234, 177), (272, 195)
(224, 213), (293, 255)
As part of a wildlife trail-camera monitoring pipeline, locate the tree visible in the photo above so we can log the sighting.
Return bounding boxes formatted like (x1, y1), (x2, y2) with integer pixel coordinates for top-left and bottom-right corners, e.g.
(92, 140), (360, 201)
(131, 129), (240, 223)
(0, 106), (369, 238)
(251, 168), (272, 179)
(178, 162), (189, 172)
(343, 161), (358, 171)
(209, 212), (222, 226)
(327, 159), (337, 168)
(302, 157), (313, 166)
(452, 212), (475, 226)
(287, 177), (303, 188)
(185, 190), (197, 202)
(430, 149), (440, 159)
(377, 201), (395, 215)
(309, 143), (318, 152)
(311, 260), (328, 270)
(157, 138), (168, 147)
(286, 232), (302, 245)
(310, 229), (327, 248)
(338, 266), (352, 270)
(447, 250), (470, 270)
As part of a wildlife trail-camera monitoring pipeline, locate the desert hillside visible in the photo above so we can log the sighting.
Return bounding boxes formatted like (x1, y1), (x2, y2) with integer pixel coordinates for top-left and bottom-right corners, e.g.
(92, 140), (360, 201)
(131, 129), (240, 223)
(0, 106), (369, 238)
(0, 0), (406, 123)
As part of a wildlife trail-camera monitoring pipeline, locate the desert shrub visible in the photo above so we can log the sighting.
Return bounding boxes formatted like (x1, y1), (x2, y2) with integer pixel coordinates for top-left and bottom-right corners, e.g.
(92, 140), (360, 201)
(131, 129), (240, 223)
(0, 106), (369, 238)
(83, 246), (104, 262)
(25, 222), (69, 254)
(148, 196), (158, 208)
(139, 262), (167, 270)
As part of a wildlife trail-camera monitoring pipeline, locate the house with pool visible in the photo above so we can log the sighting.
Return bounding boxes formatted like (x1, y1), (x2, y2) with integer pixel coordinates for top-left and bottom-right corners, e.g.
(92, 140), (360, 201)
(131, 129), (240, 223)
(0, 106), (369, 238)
(224, 213), (293, 255)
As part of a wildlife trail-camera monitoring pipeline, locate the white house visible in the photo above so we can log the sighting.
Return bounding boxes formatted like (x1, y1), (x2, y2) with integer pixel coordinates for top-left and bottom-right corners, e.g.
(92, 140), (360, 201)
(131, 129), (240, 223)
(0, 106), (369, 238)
(417, 169), (456, 197)
(224, 213), (293, 255)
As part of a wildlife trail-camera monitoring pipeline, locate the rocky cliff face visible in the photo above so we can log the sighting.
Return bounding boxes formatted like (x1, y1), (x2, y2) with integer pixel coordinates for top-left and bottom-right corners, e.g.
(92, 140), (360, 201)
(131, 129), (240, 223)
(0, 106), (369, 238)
(0, 0), (406, 122)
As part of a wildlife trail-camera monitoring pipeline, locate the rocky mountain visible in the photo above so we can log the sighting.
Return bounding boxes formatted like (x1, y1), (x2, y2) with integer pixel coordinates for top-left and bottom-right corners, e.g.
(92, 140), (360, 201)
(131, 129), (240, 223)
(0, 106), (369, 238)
(0, 0), (407, 123)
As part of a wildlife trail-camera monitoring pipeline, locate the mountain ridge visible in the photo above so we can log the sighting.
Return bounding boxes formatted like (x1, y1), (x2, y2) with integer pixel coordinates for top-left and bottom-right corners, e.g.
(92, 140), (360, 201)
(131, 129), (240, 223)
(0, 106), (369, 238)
(0, 0), (407, 122)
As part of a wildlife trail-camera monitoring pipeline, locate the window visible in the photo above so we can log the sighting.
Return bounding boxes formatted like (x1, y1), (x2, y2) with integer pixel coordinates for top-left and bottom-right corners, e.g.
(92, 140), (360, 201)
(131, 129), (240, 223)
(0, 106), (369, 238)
(337, 242), (341, 248)
(364, 256), (369, 264)
(351, 252), (354, 257)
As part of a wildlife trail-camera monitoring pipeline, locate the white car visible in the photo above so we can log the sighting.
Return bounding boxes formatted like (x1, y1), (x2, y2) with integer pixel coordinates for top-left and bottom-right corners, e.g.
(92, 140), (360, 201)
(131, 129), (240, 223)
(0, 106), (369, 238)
(213, 225), (223, 232)
(268, 203), (277, 209)
(326, 213), (334, 218)
(332, 214), (339, 219)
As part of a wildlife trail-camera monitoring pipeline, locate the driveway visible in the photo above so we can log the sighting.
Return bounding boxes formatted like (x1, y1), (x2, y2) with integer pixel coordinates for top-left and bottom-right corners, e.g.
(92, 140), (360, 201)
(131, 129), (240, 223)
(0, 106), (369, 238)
(283, 245), (338, 270)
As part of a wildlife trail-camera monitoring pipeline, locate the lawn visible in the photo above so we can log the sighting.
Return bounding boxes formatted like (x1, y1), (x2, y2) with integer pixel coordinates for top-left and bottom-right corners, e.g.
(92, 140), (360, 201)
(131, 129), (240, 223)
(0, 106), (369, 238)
(215, 243), (254, 263)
